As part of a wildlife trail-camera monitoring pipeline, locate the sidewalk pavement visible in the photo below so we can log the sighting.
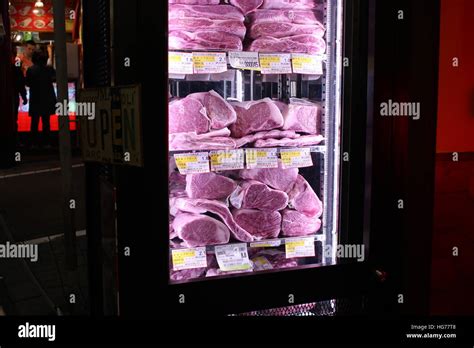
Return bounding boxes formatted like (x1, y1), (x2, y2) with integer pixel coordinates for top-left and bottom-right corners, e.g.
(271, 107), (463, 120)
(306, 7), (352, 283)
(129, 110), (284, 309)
(0, 216), (89, 315)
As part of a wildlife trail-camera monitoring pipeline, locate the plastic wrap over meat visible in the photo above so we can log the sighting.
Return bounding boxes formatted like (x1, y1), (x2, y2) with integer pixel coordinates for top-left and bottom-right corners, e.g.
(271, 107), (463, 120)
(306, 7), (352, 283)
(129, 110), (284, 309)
(169, 97), (210, 134)
(281, 209), (321, 236)
(288, 175), (323, 217)
(169, 0), (221, 4)
(234, 130), (300, 148)
(248, 34), (326, 54)
(261, 0), (320, 10)
(230, 180), (288, 211)
(249, 21), (325, 39)
(169, 30), (243, 51)
(188, 90), (237, 129)
(281, 98), (322, 135)
(173, 213), (231, 247)
(174, 198), (256, 242)
(232, 209), (282, 239)
(254, 134), (324, 147)
(186, 172), (237, 200)
(170, 267), (208, 281)
(229, 0), (263, 15)
(169, 18), (247, 39)
(240, 161), (299, 192)
(169, 4), (245, 21)
(230, 99), (284, 138)
(248, 9), (324, 25)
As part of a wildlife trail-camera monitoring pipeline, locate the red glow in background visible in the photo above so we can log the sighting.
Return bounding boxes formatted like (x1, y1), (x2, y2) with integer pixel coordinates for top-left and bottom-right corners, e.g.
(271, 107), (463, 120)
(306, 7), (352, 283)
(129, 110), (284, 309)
(18, 82), (77, 132)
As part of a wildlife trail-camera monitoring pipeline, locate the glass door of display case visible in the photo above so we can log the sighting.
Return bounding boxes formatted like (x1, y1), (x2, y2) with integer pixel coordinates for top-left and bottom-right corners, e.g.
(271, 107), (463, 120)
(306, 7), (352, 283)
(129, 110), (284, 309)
(167, 0), (344, 283)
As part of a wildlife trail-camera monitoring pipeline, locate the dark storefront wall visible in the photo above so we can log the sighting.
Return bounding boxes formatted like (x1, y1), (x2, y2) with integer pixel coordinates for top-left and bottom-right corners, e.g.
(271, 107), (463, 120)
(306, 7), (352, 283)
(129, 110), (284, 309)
(0, 0), (15, 168)
(431, 0), (474, 315)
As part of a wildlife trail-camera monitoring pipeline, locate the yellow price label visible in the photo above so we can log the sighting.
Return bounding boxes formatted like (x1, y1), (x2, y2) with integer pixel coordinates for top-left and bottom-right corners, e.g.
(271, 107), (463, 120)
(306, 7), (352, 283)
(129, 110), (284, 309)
(281, 151), (302, 158)
(175, 156), (199, 171)
(169, 55), (182, 63)
(210, 152), (233, 165)
(286, 240), (305, 253)
(293, 57), (314, 69)
(246, 150), (256, 161)
(260, 56), (280, 68)
(193, 55), (216, 63)
(172, 250), (196, 265)
(281, 151), (302, 164)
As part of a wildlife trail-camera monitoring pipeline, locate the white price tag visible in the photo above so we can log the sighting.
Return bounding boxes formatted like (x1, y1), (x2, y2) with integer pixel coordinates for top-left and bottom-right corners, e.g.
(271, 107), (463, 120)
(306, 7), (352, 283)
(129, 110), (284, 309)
(285, 237), (315, 258)
(259, 53), (292, 74)
(229, 51), (260, 70)
(215, 244), (252, 272)
(171, 247), (207, 271)
(292, 54), (323, 75)
(174, 152), (210, 174)
(250, 240), (282, 248)
(280, 148), (313, 168)
(210, 149), (245, 171)
(252, 256), (274, 271)
(169, 52), (194, 75)
(245, 148), (278, 169)
(193, 52), (227, 74)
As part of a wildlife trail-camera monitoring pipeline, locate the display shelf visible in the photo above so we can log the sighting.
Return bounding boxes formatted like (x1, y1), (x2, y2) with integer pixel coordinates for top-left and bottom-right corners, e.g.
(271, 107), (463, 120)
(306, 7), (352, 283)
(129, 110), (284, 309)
(169, 145), (326, 156)
(170, 233), (326, 254)
(169, 50), (327, 75)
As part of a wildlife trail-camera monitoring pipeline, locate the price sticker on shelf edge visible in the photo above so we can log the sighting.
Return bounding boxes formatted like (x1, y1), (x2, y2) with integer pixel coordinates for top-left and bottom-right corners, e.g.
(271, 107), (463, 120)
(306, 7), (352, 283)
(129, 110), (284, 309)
(292, 53), (323, 75)
(250, 240), (282, 248)
(210, 149), (245, 171)
(174, 152), (210, 174)
(172, 247), (207, 271)
(215, 243), (252, 272)
(169, 52), (194, 75)
(246, 148), (278, 169)
(193, 52), (227, 74)
(229, 51), (260, 70)
(285, 237), (315, 258)
(280, 148), (313, 169)
(259, 53), (292, 74)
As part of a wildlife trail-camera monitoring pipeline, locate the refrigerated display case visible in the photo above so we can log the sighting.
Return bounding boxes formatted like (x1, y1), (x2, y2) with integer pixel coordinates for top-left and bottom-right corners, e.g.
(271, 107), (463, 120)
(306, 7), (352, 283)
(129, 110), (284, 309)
(80, 0), (441, 318)
(167, 0), (347, 284)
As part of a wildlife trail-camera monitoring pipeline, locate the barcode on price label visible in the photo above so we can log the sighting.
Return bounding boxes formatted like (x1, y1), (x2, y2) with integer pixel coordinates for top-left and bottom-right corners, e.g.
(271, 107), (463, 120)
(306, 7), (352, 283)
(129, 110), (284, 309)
(174, 152), (210, 174)
(229, 51), (260, 70)
(215, 244), (252, 271)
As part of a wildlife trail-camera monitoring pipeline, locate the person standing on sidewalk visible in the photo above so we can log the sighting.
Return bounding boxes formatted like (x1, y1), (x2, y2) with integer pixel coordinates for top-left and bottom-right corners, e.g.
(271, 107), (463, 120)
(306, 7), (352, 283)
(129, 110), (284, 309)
(19, 40), (36, 77)
(11, 44), (28, 143)
(25, 50), (57, 149)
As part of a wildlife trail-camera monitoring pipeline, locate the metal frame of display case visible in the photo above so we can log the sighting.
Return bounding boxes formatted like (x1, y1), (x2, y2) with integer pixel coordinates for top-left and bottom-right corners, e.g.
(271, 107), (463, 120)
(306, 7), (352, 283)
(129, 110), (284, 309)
(160, 0), (376, 317)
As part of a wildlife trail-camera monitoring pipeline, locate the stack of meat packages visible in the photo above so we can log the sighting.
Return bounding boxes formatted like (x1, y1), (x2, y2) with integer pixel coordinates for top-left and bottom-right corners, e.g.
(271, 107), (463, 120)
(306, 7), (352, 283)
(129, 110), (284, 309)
(169, 91), (324, 151)
(168, 0), (246, 51)
(244, 0), (326, 54)
(169, 161), (323, 280)
(169, 0), (325, 54)
(222, 0), (326, 54)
